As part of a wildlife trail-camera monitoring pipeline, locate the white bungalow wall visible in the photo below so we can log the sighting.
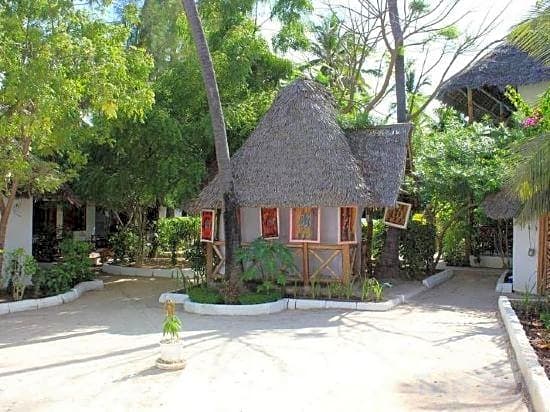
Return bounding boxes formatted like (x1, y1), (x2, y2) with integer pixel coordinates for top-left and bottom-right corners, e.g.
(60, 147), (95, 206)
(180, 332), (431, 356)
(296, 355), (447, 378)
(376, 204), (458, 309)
(512, 217), (539, 293)
(240, 206), (361, 279)
(4, 197), (33, 255)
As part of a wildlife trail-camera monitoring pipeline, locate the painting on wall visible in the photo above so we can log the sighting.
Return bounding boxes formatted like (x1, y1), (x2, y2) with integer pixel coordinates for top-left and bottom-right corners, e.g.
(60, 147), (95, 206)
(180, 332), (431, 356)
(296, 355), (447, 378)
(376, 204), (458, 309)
(200, 209), (216, 242)
(260, 207), (279, 239)
(290, 207), (320, 243)
(383, 202), (412, 229)
(338, 206), (357, 243)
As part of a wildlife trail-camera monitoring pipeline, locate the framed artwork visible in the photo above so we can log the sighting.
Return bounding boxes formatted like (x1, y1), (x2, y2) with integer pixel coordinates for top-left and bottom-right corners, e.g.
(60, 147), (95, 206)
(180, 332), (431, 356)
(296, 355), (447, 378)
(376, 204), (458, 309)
(338, 206), (357, 244)
(260, 207), (279, 239)
(290, 207), (320, 243)
(200, 209), (216, 242)
(383, 202), (412, 229)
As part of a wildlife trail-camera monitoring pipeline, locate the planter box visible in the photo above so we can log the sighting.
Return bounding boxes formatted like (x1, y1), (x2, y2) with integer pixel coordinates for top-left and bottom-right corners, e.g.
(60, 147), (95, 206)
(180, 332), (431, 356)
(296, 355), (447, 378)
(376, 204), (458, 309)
(60, 290), (78, 303)
(295, 299), (326, 310)
(9, 299), (38, 313)
(184, 299), (288, 316)
(325, 300), (357, 310)
(422, 269), (454, 289)
(499, 297), (550, 412)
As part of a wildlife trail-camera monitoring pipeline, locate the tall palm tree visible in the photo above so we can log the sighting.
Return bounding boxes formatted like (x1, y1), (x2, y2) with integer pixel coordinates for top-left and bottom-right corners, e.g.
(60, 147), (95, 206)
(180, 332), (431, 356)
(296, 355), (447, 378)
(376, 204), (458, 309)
(181, 0), (241, 297)
(508, 1), (550, 222)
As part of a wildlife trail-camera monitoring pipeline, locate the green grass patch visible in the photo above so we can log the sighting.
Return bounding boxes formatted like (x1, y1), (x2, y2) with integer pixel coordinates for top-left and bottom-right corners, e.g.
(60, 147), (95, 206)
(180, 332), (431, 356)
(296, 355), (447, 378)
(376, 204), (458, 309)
(188, 286), (223, 304)
(238, 291), (282, 305)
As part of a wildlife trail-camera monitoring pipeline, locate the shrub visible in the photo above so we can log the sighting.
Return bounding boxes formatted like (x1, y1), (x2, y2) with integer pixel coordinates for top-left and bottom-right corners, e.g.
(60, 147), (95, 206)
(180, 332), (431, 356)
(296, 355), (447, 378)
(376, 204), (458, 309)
(362, 219), (385, 260)
(2, 249), (38, 301)
(361, 278), (384, 302)
(162, 300), (181, 342)
(157, 217), (200, 265)
(237, 238), (297, 294)
(238, 291), (282, 305)
(43, 239), (93, 295)
(188, 286), (224, 304)
(109, 227), (141, 262)
(442, 224), (467, 266)
(183, 240), (206, 278)
(400, 214), (436, 279)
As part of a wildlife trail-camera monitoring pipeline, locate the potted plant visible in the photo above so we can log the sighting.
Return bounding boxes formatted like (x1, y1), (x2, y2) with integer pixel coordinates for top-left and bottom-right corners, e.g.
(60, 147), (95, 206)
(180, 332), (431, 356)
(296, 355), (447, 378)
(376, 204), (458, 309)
(156, 300), (186, 370)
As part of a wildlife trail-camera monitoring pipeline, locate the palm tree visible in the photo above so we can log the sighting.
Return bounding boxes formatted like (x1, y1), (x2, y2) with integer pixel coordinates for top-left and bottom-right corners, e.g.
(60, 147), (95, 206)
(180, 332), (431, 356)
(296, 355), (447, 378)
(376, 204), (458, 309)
(181, 0), (242, 299)
(509, 0), (550, 66)
(507, 2), (550, 222)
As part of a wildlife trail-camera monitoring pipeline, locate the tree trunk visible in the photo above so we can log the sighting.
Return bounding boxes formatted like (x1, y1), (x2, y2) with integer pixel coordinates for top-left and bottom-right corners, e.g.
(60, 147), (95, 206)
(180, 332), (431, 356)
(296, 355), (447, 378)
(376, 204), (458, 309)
(375, 0), (407, 279)
(181, 0), (241, 285)
(362, 209), (373, 277)
(0, 183), (20, 276)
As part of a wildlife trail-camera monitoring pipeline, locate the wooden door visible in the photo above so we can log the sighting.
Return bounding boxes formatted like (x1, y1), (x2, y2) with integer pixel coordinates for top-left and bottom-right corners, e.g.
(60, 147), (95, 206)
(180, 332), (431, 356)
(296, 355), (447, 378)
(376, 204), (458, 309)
(538, 214), (550, 294)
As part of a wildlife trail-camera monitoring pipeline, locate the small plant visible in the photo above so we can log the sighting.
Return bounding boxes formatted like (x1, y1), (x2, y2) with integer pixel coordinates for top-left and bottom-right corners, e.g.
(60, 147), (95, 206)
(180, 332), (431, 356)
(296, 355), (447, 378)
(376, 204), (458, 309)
(2, 249), (38, 301)
(540, 310), (550, 330)
(238, 238), (297, 295)
(327, 281), (340, 300)
(309, 276), (320, 299)
(162, 300), (181, 342)
(361, 278), (384, 302)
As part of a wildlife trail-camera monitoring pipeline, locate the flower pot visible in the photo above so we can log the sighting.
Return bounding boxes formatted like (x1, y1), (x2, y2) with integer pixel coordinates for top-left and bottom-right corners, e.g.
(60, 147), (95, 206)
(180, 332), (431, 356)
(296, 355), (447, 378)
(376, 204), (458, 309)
(159, 339), (184, 363)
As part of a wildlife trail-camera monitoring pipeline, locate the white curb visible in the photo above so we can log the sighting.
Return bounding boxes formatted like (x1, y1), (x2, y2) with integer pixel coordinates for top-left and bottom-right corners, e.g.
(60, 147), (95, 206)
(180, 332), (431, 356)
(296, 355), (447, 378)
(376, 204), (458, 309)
(0, 279), (104, 316)
(422, 268), (454, 288)
(498, 296), (550, 412)
(495, 270), (513, 294)
(184, 298), (288, 316)
(102, 263), (194, 279)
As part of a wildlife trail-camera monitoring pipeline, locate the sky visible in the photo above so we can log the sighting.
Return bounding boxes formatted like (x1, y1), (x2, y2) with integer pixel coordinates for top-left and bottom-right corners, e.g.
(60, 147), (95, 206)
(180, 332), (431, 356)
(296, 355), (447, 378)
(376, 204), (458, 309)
(259, 0), (538, 118)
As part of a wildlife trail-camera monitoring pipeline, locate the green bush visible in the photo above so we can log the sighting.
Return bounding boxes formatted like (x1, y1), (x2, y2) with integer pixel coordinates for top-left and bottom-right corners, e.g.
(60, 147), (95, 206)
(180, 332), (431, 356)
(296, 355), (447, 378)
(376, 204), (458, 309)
(238, 291), (282, 305)
(109, 227), (141, 262)
(362, 219), (385, 260)
(237, 238), (297, 294)
(2, 248), (38, 301)
(188, 286), (224, 304)
(183, 240), (206, 278)
(442, 224), (467, 266)
(157, 217), (200, 265)
(400, 214), (436, 279)
(43, 239), (93, 295)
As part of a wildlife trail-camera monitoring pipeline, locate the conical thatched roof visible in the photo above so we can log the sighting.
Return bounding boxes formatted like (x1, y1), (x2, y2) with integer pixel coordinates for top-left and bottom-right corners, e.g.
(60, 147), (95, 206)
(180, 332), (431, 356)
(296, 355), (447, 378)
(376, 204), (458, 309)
(437, 44), (550, 120)
(346, 124), (411, 206)
(482, 188), (521, 220)
(195, 80), (410, 210)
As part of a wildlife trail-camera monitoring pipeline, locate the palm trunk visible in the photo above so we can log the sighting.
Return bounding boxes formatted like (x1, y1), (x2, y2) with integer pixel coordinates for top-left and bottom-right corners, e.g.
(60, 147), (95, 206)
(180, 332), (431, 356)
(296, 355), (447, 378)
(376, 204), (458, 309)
(375, 0), (407, 279)
(181, 0), (241, 287)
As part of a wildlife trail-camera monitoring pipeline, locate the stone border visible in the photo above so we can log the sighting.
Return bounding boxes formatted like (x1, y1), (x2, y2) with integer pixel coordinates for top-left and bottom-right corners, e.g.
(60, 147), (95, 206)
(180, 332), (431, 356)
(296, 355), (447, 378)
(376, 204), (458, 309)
(495, 270), (513, 294)
(0, 280), (104, 316)
(422, 268), (454, 288)
(157, 271), (451, 316)
(498, 296), (550, 412)
(102, 263), (194, 279)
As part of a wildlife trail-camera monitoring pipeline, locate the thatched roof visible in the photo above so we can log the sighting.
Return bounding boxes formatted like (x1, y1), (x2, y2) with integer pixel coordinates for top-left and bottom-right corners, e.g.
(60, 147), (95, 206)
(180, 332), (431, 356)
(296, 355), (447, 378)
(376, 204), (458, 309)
(482, 188), (521, 220)
(195, 80), (410, 210)
(438, 44), (550, 121)
(346, 124), (411, 206)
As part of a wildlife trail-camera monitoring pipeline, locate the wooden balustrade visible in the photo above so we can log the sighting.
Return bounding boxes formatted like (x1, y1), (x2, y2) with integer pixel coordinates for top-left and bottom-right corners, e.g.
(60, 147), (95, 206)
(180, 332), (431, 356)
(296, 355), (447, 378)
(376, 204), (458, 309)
(205, 241), (357, 282)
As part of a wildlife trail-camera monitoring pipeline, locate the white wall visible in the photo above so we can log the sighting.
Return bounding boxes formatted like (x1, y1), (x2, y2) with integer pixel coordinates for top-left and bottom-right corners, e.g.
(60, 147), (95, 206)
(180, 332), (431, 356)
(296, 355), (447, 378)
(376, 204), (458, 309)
(512, 217), (539, 293)
(518, 81), (550, 106)
(4, 197), (33, 255)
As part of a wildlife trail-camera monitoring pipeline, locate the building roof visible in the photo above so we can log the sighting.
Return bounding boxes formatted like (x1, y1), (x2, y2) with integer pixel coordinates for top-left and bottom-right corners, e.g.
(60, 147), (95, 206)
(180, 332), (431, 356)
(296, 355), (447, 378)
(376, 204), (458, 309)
(437, 44), (550, 120)
(195, 80), (411, 210)
(481, 188), (521, 220)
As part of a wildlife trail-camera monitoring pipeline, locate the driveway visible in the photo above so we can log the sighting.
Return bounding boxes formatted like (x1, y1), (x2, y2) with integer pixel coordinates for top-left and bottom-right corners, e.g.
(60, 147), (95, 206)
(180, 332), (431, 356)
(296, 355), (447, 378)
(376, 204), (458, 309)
(0, 272), (527, 411)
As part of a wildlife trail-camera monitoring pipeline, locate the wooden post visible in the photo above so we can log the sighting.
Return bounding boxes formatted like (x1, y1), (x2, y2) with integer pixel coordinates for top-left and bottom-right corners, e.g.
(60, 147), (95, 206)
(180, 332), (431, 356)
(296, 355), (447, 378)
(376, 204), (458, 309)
(302, 242), (309, 283)
(499, 102), (505, 123)
(206, 242), (213, 279)
(467, 87), (474, 123)
(342, 243), (351, 284)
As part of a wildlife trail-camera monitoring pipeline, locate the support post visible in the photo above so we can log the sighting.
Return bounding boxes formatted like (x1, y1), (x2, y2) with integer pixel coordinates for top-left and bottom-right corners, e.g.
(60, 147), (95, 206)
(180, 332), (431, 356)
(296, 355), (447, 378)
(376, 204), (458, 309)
(342, 243), (351, 284)
(206, 242), (213, 280)
(467, 87), (474, 123)
(302, 242), (309, 283)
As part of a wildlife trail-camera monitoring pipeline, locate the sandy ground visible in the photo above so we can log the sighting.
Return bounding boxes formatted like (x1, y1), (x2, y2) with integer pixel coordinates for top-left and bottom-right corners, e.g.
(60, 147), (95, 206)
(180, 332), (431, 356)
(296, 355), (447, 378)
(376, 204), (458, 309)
(0, 272), (527, 412)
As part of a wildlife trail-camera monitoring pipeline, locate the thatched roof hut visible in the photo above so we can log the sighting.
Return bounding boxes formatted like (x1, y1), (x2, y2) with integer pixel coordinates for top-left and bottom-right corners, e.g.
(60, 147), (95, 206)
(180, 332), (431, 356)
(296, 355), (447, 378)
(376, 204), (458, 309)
(438, 44), (550, 121)
(195, 80), (411, 211)
(482, 188), (521, 220)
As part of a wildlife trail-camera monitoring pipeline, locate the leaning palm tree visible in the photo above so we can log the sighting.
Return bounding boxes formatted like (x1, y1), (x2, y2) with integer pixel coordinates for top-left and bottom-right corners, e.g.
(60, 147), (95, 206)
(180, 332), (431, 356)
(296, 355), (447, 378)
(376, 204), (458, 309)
(508, 0), (550, 66)
(181, 0), (242, 300)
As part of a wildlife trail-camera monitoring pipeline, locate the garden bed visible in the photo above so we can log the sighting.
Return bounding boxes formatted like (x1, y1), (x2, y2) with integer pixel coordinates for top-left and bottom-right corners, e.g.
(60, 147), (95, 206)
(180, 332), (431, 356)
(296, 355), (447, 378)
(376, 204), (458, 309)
(511, 301), (550, 379)
(102, 262), (194, 278)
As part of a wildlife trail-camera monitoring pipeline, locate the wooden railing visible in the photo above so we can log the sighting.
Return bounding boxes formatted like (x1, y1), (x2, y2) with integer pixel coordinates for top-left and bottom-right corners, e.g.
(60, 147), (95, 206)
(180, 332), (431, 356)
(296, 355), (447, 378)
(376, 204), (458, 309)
(205, 241), (358, 283)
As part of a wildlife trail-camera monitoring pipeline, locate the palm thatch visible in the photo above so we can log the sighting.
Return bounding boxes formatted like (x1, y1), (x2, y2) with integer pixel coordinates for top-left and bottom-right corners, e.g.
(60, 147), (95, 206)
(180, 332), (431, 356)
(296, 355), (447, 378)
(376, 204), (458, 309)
(438, 44), (550, 121)
(346, 124), (411, 206)
(482, 188), (521, 220)
(195, 80), (410, 211)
